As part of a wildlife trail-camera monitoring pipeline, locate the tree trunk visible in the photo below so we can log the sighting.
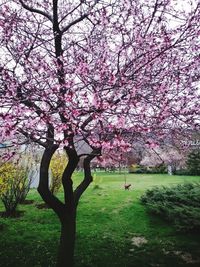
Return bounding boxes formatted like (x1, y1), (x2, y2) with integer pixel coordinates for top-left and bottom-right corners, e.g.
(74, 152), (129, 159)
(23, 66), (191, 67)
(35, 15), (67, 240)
(38, 146), (99, 267)
(57, 211), (76, 267)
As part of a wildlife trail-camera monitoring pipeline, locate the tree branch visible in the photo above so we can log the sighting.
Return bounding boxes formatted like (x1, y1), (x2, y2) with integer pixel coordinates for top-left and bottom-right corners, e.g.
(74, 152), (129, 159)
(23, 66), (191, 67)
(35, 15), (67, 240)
(59, 2), (82, 25)
(62, 148), (79, 212)
(143, 0), (159, 37)
(61, 13), (88, 34)
(38, 145), (65, 220)
(74, 148), (101, 206)
(19, 0), (53, 22)
(16, 84), (43, 117)
(19, 128), (47, 147)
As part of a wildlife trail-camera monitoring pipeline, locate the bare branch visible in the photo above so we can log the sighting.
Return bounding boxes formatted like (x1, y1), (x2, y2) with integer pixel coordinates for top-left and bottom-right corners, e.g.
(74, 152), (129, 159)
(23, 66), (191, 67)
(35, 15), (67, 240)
(61, 13), (88, 34)
(143, 0), (159, 37)
(74, 148), (101, 206)
(19, 0), (53, 22)
(59, 2), (82, 25)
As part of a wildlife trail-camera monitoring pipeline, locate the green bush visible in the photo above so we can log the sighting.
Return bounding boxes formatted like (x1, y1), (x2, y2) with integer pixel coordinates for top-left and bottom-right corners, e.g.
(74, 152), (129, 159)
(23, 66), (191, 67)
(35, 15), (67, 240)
(150, 163), (167, 174)
(174, 169), (190, 176)
(141, 183), (200, 232)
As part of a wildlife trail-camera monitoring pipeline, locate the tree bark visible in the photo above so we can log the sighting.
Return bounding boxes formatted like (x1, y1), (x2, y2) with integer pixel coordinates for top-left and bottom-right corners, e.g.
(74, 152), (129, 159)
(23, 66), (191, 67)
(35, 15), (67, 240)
(57, 210), (76, 267)
(38, 145), (65, 221)
(55, 148), (79, 267)
(38, 146), (98, 267)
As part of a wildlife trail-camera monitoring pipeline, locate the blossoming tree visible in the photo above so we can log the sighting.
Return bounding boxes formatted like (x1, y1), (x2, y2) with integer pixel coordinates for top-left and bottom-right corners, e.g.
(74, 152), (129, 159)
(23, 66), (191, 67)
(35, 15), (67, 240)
(0, 0), (199, 266)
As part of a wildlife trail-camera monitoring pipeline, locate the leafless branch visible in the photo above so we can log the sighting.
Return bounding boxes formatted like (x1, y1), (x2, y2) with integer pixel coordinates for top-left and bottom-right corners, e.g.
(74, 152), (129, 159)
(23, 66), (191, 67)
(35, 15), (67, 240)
(19, 0), (53, 22)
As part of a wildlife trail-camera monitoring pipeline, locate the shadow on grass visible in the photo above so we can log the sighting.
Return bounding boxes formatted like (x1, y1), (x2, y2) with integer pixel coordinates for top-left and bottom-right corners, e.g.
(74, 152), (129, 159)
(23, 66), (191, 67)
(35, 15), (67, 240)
(20, 199), (35, 205)
(35, 203), (51, 209)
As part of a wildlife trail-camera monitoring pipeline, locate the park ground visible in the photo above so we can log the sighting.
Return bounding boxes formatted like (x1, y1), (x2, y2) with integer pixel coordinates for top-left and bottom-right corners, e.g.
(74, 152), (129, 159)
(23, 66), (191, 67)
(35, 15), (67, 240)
(0, 172), (200, 267)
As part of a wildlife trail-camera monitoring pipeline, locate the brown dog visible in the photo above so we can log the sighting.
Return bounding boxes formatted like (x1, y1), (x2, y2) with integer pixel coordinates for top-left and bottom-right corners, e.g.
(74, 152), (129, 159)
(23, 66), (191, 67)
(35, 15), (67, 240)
(124, 184), (131, 190)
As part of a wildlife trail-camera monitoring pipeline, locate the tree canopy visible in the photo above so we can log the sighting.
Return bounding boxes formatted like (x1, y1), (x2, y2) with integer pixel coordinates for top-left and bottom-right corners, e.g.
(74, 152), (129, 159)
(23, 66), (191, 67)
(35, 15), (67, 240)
(0, 0), (199, 155)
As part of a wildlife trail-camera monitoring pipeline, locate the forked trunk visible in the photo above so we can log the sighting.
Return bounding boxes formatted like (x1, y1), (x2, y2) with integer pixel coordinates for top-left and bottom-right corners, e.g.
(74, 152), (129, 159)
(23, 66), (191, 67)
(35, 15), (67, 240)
(57, 211), (76, 267)
(38, 146), (97, 267)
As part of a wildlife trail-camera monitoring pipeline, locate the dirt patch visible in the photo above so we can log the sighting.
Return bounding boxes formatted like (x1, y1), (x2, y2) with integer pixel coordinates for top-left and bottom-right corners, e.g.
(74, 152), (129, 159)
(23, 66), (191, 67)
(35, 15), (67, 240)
(0, 210), (24, 218)
(101, 208), (106, 212)
(163, 249), (200, 264)
(131, 236), (148, 247)
(162, 248), (170, 255)
(173, 251), (200, 264)
(112, 209), (119, 214)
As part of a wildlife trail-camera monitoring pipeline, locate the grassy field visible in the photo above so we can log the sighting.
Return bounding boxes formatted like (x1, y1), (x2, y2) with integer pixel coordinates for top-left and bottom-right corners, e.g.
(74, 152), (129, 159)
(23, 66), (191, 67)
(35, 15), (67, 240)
(0, 172), (200, 267)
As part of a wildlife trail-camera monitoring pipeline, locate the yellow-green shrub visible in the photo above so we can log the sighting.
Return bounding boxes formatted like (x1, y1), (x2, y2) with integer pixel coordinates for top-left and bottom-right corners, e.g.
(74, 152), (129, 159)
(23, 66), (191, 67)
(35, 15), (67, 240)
(0, 162), (28, 215)
(50, 152), (68, 195)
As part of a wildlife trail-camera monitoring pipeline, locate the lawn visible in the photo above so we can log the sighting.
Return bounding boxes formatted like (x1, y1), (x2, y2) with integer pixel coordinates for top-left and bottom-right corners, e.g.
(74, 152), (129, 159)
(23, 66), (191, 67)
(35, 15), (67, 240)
(0, 172), (200, 267)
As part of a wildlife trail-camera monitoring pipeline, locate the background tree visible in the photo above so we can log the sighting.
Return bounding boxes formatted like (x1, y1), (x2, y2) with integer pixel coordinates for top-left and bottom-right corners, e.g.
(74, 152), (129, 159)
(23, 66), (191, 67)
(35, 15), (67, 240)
(0, 0), (199, 266)
(186, 150), (200, 175)
(140, 146), (185, 174)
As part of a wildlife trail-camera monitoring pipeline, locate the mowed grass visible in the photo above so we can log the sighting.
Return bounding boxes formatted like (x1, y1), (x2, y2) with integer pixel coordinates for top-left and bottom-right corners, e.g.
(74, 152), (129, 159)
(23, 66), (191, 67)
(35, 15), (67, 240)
(0, 173), (200, 267)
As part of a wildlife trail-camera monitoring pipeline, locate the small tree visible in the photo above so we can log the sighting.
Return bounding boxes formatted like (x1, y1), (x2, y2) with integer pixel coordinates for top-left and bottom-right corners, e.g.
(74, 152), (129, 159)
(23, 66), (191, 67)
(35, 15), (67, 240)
(186, 150), (200, 175)
(0, 162), (29, 216)
(50, 152), (68, 195)
(0, 0), (199, 265)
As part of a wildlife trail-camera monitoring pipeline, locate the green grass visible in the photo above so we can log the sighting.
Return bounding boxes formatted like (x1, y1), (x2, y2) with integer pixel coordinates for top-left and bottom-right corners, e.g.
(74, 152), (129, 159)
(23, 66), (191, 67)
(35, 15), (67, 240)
(0, 173), (200, 267)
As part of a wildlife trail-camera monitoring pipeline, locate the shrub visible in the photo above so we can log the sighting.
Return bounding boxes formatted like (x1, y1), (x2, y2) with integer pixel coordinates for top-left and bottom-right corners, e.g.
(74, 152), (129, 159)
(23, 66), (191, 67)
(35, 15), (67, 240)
(50, 152), (68, 195)
(129, 164), (149, 173)
(129, 163), (167, 174)
(0, 162), (30, 216)
(141, 183), (200, 232)
(150, 163), (167, 174)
